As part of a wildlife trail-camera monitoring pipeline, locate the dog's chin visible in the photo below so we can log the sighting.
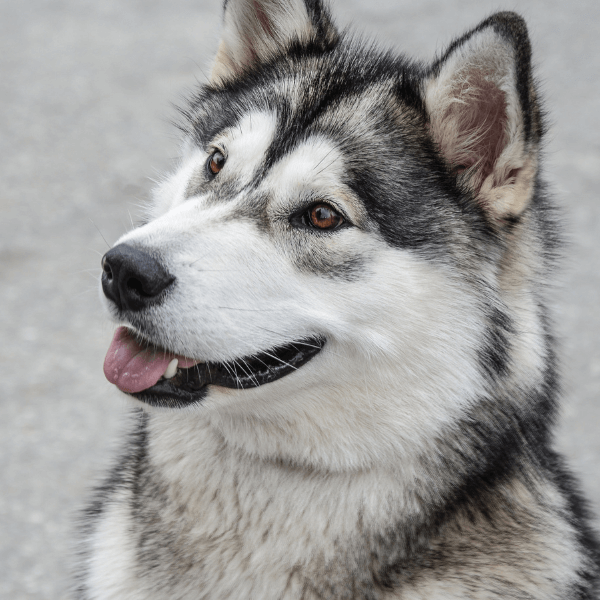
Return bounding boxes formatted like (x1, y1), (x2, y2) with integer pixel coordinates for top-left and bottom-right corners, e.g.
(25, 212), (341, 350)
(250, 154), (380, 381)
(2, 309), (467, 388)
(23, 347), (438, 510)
(130, 336), (326, 409)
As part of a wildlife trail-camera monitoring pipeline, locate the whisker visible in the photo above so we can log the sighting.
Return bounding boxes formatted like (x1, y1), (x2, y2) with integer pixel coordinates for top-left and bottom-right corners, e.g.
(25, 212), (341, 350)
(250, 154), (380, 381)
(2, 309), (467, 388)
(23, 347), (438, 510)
(247, 354), (272, 373)
(89, 218), (111, 249)
(220, 361), (241, 389)
(192, 269), (243, 273)
(253, 325), (343, 358)
(238, 358), (260, 387)
(70, 268), (100, 276)
(216, 306), (272, 312)
(314, 158), (338, 177)
(260, 350), (297, 371)
(312, 145), (337, 172)
(235, 358), (260, 387)
(188, 252), (212, 267)
(73, 286), (100, 298)
(231, 363), (242, 389)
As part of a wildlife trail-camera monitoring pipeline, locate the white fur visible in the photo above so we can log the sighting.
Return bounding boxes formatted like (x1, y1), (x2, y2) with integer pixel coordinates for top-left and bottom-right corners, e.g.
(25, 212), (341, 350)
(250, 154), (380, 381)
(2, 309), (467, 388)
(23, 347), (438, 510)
(84, 417), (586, 600)
(211, 0), (315, 80)
(86, 495), (142, 599)
(424, 29), (536, 218)
(84, 11), (595, 597)
(150, 110), (279, 219)
(106, 119), (487, 472)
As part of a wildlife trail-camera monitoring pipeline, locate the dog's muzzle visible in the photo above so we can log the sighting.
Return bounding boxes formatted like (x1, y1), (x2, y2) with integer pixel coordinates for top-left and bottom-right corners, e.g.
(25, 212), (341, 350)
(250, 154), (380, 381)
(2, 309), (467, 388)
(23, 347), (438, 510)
(100, 247), (326, 409)
(103, 326), (326, 409)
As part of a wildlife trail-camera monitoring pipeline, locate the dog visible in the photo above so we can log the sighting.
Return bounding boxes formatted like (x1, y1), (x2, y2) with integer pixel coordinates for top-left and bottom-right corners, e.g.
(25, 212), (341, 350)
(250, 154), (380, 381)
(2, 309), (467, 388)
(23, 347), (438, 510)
(76, 0), (600, 597)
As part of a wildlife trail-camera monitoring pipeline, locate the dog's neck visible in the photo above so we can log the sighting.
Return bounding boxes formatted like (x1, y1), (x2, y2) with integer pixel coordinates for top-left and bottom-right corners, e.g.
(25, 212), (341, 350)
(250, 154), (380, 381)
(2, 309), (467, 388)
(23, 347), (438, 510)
(144, 407), (426, 530)
(131, 405), (567, 599)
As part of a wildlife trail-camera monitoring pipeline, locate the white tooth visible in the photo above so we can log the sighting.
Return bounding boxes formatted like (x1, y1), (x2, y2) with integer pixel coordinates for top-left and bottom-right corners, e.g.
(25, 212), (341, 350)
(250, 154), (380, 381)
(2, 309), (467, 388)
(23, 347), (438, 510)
(164, 358), (179, 379)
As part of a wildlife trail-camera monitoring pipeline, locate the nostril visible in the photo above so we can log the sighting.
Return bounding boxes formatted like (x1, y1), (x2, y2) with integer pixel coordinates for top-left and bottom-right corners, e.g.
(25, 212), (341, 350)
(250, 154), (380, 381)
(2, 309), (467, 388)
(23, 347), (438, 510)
(101, 244), (175, 312)
(102, 260), (113, 281)
(126, 276), (146, 296)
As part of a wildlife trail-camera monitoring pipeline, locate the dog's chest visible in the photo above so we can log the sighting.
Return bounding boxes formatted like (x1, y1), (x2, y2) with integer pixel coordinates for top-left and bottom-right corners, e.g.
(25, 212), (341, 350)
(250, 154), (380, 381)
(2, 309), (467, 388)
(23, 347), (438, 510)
(86, 415), (412, 600)
(85, 416), (584, 600)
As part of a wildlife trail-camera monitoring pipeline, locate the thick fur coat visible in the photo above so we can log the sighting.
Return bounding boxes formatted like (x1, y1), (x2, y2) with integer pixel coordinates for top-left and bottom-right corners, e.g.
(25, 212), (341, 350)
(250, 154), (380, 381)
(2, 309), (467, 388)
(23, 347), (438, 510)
(77, 1), (600, 598)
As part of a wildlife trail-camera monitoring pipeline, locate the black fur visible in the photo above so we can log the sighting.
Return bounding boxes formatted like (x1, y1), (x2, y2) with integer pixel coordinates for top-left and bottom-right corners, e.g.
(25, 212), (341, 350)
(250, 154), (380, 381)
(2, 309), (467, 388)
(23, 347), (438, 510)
(431, 12), (544, 144)
(80, 3), (600, 598)
(175, 8), (600, 594)
(75, 410), (149, 599)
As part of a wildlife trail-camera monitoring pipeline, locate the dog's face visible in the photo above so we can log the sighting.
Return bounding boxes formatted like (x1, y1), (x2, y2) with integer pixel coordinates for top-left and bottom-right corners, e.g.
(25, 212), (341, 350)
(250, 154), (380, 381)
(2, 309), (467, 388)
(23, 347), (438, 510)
(101, 0), (545, 470)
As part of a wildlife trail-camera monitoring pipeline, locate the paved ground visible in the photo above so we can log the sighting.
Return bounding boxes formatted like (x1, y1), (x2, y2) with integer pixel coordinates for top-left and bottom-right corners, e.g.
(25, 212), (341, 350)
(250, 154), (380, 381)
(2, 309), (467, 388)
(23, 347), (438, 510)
(1, 0), (599, 597)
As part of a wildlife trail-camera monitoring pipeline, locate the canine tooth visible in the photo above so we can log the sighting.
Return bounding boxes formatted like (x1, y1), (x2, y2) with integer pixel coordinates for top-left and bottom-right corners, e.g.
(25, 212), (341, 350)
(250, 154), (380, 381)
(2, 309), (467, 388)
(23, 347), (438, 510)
(164, 359), (179, 379)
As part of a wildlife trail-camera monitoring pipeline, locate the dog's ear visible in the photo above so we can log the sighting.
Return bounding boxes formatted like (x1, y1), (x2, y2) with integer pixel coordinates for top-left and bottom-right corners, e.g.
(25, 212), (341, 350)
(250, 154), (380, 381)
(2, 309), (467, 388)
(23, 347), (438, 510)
(211, 0), (338, 82)
(424, 12), (543, 222)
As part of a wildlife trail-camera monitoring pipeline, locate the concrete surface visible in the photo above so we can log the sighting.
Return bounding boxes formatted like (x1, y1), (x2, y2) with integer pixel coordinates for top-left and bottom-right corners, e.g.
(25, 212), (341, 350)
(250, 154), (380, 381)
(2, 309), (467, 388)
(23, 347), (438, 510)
(0, 0), (598, 597)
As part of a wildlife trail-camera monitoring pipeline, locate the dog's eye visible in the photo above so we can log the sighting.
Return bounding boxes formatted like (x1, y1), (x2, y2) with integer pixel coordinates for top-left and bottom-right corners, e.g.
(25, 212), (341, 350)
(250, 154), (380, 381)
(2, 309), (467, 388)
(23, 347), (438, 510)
(307, 203), (344, 230)
(207, 150), (226, 176)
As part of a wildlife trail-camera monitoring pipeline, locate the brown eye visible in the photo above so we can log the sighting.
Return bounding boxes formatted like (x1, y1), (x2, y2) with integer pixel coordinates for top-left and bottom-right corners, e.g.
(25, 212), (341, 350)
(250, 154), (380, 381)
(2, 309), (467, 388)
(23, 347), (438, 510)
(207, 150), (226, 176)
(308, 203), (344, 230)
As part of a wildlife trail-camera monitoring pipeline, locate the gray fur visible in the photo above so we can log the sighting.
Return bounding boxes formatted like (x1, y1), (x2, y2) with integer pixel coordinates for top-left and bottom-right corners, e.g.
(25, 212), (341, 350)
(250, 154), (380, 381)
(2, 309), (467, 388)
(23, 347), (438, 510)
(77, 1), (600, 598)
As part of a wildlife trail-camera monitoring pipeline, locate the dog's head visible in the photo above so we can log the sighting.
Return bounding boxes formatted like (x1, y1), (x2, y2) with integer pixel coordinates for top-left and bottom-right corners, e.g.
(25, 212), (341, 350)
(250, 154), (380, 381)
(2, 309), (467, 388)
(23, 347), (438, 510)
(101, 0), (549, 471)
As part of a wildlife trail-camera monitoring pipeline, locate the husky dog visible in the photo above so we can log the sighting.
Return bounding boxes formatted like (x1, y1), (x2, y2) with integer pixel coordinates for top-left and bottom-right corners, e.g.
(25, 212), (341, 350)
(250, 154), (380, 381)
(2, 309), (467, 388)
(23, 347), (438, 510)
(78, 0), (599, 598)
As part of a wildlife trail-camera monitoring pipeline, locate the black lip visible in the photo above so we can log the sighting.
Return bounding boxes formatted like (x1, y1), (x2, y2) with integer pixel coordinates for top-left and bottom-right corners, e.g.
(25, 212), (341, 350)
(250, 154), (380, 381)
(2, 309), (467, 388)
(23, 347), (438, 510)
(131, 337), (326, 408)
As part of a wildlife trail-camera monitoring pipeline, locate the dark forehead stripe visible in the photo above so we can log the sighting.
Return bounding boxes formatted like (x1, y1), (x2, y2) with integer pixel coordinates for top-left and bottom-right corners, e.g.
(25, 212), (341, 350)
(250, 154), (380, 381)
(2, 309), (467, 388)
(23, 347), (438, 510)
(261, 61), (400, 171)
(183, 38), (416, 151)
(180, 36), (493, 254)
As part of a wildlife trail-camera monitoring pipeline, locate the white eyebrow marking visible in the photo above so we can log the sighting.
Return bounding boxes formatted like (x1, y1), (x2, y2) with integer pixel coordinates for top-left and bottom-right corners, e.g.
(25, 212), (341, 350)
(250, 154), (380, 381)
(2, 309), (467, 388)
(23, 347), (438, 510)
(214, 110), (278, 182)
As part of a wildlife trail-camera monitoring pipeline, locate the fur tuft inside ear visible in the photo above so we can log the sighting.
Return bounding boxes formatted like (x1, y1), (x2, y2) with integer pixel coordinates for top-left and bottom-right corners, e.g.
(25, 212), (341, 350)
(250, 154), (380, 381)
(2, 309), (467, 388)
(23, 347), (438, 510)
(211, 0), (338, 82)
(424, 12), (542, 221)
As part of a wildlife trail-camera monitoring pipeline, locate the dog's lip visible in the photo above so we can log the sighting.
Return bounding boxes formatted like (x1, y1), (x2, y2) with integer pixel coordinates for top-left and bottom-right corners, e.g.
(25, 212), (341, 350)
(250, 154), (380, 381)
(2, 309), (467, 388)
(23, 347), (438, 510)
(130, 336), (326, 408)
(104, 326), (201, 394)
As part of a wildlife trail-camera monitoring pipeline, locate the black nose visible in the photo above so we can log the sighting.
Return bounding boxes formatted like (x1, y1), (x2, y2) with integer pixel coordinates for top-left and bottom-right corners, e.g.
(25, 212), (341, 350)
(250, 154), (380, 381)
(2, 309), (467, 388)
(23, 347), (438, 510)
(101, 244), (175, 312)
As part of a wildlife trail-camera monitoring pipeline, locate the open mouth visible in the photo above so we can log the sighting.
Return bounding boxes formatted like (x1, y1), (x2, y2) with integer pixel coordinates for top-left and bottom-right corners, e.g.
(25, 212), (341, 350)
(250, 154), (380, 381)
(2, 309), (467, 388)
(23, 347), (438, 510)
(103, 327), (325, 408)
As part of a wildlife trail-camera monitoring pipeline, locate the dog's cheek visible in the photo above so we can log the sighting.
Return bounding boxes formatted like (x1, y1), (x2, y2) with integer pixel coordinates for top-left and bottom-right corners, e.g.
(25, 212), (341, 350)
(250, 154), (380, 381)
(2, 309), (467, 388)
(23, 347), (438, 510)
(281, 227), (378, 283)
(154, 225), (315, 360)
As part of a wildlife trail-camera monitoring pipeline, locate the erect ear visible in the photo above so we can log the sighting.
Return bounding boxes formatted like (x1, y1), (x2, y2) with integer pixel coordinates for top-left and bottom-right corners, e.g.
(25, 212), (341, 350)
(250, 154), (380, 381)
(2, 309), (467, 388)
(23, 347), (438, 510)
(424, 12), (543, 222)
(211, 0), (338, 82)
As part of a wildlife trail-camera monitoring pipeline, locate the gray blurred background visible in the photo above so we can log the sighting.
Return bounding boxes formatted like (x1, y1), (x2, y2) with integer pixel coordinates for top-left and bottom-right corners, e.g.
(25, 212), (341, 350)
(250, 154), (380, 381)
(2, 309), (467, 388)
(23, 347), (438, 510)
(1, 0), (598, 597)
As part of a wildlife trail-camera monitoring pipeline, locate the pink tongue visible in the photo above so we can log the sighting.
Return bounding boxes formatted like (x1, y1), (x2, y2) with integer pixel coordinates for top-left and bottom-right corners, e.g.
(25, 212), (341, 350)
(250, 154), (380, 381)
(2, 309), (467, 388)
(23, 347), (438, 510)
(103, 327), (198, 393)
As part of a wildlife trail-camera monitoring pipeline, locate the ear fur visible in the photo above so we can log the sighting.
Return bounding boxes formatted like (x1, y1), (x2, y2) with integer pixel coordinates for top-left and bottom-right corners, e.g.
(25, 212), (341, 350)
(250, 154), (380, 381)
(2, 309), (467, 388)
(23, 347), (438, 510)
(211, 0), (338, 82)
(424, 12), (542, 221)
